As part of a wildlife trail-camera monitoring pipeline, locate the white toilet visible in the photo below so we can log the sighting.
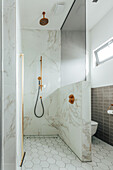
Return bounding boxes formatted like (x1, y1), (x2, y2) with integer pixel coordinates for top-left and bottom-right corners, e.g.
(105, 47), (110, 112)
(91, 121), (98, 136)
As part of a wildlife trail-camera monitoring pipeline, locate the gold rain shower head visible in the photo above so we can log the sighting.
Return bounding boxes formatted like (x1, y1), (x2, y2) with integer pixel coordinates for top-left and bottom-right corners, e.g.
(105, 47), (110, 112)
(39, 12), (49, 26)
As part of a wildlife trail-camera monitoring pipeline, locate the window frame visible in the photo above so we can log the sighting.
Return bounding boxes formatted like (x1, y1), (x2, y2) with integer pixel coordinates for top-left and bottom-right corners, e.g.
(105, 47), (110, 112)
(94, 38), (113, 66)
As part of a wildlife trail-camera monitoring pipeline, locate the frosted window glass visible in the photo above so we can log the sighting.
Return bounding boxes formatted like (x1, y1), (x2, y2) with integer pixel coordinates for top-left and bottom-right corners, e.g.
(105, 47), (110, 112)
(94, 39), (113, 66)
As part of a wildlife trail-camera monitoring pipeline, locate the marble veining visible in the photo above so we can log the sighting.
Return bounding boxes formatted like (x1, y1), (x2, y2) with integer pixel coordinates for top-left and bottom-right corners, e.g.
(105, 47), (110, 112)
(23, 29), (61, 136)
(22, 28), (91, 162)
(58, 81), (91, 162)
(2, 0), (91, 169)
(3, 0), (17, 170)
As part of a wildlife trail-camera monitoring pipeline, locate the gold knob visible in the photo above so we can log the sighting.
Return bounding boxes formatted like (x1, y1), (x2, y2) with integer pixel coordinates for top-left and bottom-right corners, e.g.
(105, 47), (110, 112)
(38, 76), (41, 81)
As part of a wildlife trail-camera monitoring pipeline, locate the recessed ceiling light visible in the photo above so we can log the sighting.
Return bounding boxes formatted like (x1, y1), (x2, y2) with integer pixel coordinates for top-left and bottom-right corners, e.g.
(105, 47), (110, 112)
(53, 3), (65, 15)
(92, 0), (98, 2)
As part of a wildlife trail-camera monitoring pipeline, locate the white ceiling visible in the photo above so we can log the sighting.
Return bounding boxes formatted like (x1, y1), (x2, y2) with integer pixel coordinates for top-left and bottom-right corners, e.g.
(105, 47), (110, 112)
(62, 0), (85, 31)
(63, 0), (113, 31)
(19, 0), (113, 31)
(19, 0), (74, 30)
(88, 0), (113, 30)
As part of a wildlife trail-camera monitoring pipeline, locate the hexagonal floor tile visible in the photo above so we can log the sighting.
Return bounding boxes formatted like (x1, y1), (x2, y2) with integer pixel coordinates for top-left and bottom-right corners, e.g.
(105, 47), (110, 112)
(22, 136), (113, 170)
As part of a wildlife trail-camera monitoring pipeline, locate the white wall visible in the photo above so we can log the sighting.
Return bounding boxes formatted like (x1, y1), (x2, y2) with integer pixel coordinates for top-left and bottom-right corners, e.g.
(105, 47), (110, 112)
(90, 7), (113, 88)
(61, 31), (86, 87)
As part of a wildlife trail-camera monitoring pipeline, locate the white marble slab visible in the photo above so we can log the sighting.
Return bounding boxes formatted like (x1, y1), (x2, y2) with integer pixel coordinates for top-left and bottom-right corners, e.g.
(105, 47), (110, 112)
(3, 0), (16, 169)
(2, 1), (91, 168)
(58, 81), (91, 162)
(22, 29), (61, 135)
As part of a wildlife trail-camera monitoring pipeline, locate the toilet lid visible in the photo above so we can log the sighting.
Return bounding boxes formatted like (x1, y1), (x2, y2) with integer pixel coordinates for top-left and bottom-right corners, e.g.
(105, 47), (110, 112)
(91, 121), (98, 125)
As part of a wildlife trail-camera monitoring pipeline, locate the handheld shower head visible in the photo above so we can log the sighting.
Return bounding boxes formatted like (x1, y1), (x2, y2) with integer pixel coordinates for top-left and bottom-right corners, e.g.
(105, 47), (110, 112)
(40, 12), (49, 26)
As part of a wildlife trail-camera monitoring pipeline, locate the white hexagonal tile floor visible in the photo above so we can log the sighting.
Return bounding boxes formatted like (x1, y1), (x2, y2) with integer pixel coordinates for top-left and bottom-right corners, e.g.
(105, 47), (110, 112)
(22, 136), (113, 170)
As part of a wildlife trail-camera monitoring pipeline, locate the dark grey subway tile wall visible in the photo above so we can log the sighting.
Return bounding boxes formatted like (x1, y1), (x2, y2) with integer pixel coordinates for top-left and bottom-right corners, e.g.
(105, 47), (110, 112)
(91, 86), (113, 146)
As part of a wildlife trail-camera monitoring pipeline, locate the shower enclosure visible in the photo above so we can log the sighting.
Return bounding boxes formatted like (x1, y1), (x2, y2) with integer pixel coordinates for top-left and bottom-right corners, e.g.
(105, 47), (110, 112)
(1, 0), (91, 169)
(22, 0), (91, 164)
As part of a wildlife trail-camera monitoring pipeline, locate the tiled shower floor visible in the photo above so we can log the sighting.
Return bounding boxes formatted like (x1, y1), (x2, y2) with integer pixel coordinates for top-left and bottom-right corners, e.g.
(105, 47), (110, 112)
(22, 136), (113, 170)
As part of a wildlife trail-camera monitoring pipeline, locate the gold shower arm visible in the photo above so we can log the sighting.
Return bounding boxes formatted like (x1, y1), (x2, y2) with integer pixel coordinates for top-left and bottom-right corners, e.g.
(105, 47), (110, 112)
(40, 56), (42, 91)
(38, 56), (43, 91)
(37, 56), (43, 91)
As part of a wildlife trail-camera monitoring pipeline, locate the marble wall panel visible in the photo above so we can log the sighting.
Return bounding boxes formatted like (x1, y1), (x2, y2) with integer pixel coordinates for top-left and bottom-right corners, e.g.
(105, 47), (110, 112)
(3, 0), (16, 169)
(22, 29), (61, 135)
(58, 81), (91, 162)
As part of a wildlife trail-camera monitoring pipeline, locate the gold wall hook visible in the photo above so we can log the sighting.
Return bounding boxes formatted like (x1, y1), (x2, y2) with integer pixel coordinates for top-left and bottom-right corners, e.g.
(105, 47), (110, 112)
(107, 104), (113, 111)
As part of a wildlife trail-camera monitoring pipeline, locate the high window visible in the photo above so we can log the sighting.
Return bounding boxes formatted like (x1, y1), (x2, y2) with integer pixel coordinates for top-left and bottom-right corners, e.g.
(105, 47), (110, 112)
(94, 38), (113, 66)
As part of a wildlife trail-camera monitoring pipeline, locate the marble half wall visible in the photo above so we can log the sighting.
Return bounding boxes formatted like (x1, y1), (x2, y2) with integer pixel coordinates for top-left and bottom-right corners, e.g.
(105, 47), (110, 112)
(58, 81), (91, 162)
(22, 29), (61, 135)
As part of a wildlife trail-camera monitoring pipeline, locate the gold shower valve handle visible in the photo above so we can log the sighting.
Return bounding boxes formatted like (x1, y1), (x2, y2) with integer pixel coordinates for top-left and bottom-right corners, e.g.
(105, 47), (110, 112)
(69, 94), (74, 98)
(69, 94), (75, 104)
(40, 96), (42, 99)
(38, 76), (41, 81)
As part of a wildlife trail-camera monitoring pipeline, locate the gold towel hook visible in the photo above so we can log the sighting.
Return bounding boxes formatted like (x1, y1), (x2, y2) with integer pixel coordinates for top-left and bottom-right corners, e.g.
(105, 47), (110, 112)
(107, 104), (113, 111)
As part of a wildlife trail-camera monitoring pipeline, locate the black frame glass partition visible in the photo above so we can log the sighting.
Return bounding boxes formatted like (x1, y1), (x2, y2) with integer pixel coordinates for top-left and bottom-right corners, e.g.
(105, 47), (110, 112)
(61, 0), (86, 87)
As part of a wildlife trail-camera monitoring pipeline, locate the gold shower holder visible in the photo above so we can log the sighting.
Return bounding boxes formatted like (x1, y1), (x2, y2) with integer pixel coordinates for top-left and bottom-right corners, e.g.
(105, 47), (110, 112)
(37, 56), (43, 91)
(39, 84), (43, 88)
